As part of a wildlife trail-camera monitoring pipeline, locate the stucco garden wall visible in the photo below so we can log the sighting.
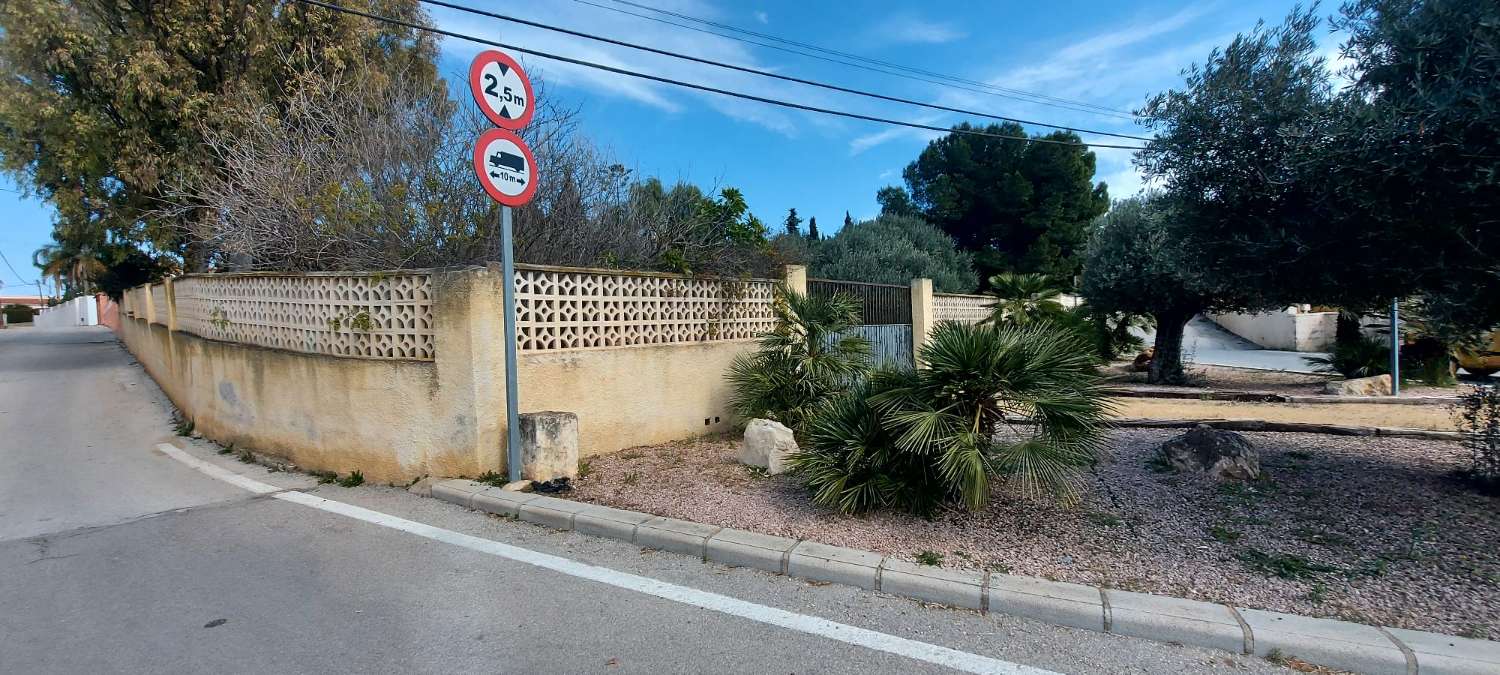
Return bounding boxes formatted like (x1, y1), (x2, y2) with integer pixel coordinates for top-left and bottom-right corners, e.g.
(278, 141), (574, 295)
(115, 264), (775, 481)
(1208, 308), (1337, 352)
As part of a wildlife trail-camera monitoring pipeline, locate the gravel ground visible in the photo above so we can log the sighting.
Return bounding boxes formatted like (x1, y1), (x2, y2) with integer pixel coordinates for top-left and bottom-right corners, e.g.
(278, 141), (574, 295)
(572, 430), (1499, 638)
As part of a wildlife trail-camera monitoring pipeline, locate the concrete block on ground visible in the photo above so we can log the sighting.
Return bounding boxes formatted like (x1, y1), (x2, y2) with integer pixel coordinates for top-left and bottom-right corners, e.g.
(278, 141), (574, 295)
(1106, 590), (1246, 654)
(879, 560), (984, 611)
(786, 541), (884, 590)
(470, 487), (539, 517)
(706, 528), (799, 574)
(574, 505), (655, 541)
(988, 575), (1106, 632)
(1237, 607), (1410, 674)
(516, 495), (592, 530)
(519, 411), (579, 482)
(1385, 627), (1500, 675)
(430, 479), (488, 508)
(635, 517), (721, 558)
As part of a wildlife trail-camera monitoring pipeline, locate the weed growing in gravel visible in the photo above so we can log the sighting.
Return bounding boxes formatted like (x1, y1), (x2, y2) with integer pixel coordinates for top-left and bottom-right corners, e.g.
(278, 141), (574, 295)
(174, 418), (195, 436)
(217, 443), (234, 456)
(476, 471), (507, 487)
(1209, 525), (1243, 543)
(337, 470), (364, 488)
(915, 550), (944, 566)
(743, 465), (769, 479)
(578, 460), (593, 480)
(988, 562), (1012, 574)
(237, 450), (255, 464)
(1238, 549), (1337, 579)
(310, 470), (338, 484)
(1306, 582), (1328, 604)
(1086, 511), (1124, 528)
(622, 471), (640, 486)
(1145, 453), (1176, 474)
(618, 451), (643, 461)
(1264, 648), (1290, 666)
(1293, 527), (1352, 548)
(1459, 624), (1491, 640)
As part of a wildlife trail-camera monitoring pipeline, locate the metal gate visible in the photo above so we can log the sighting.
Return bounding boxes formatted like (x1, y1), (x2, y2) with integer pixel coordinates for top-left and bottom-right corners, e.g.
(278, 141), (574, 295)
(808, 279), (913, 369)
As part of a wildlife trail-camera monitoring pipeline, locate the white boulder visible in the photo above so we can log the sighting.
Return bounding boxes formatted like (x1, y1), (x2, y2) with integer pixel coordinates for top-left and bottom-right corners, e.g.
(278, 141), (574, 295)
(740, 418), (797, 475)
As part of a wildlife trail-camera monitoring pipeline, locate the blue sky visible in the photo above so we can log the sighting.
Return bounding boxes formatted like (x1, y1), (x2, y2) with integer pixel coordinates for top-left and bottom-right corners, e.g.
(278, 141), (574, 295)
(0, 0), (1338, 293)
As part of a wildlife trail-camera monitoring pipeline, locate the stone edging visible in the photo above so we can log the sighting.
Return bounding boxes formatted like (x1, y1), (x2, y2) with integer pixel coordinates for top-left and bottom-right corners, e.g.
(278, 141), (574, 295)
(1110, 418), (1461, 440)
(427, 478), (1500, 674)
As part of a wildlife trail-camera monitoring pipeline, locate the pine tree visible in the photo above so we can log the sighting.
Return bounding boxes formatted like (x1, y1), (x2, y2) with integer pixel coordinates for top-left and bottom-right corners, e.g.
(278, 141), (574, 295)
(782, 208), (802, 237)
(844, 211), (854, 229)
(806, 217), (820, 241)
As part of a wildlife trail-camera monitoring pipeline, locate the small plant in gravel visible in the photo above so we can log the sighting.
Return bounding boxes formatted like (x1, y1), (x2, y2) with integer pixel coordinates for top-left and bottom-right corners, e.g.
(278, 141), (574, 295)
(1238, 548), (1337, 579)
(174, 418), (195, 436)
(337, 470), (364, 488)
(915, 550), (944, 566)
(1453, 384), (1500, 491)
(1459, 624), (1491, 640)
(1264, 648), (1290, 666)
(621, 471), (640, 486)
(310, 470), (338, 484)
(476, 471), (507, 487)
(1086, 511), (1124, 528)
(217, 443), (234, 456)
(1306, 582), (1329, 605)
(742, 465), (769, 479)
(577, 459), (593, 480)
(237, 450), (255, 464)
(1209, 525), (1243, 543)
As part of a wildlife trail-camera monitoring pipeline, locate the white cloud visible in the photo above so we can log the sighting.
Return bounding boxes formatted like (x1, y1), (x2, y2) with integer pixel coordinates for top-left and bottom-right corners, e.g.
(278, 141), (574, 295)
(869, 13), (967, 45)
(754, 11), (769, 25)
(848, 114), (944, 155)
(426, 1), (830, 137)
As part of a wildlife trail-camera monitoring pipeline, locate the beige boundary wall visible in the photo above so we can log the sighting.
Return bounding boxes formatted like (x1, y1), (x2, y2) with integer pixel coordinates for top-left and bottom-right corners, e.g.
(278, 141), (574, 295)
(1207, 307), (1337, 352)
(117, 264), (782, 482)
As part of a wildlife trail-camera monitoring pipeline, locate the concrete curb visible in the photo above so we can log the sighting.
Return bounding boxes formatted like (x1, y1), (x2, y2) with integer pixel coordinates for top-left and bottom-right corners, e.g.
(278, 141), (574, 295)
(431, 479), (1500, 674)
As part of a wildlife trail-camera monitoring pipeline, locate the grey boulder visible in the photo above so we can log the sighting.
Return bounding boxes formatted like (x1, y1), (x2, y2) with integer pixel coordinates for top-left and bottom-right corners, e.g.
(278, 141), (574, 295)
(1158, 424), (1261, 480)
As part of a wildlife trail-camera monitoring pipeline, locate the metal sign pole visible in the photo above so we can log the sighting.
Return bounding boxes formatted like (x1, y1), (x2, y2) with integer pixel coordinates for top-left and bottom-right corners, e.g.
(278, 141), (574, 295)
(501, 205), (523, 481)
(1389, 298), (1401, 397)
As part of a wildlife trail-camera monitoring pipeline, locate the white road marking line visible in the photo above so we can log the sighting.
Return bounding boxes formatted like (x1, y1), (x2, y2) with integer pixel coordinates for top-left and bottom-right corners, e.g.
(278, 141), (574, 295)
(160, 444), (1056, 675)
(156, 443), (279, 494)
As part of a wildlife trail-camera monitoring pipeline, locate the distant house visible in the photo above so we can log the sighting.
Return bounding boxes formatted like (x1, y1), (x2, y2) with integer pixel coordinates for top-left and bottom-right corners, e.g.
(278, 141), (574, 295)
(0, 295), (48, 310)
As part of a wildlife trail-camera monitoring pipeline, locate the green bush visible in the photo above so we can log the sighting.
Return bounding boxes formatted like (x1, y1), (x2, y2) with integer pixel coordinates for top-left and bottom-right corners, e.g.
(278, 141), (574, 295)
(810, 215), (978, 293)
(3, 304), (35, 324)
(1304, 336), (1389, 378)
(788, 322), (1113, 515)
(1453, 384), (1500, 489)
(981, 273), (1066, 326)
(725, 288), (871, 432)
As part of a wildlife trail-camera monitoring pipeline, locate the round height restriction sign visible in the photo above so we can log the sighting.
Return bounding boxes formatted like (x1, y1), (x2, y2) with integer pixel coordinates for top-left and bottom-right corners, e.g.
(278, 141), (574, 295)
(473, 128), (538, 207)
(469, 50), (535, 130)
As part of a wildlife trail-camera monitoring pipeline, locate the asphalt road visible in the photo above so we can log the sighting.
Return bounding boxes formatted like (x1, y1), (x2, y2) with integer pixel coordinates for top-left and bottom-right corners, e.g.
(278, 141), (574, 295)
(0, 326), (1290, 674)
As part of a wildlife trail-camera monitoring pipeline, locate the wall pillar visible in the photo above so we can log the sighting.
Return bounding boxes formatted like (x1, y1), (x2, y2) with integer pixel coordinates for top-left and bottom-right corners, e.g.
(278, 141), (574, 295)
(143, 284), (157, 325)
(163, 278), (178, 331)
(431, 266), (508, 476)
(784, 264), (807, 296)
(910, 278), (934, 366)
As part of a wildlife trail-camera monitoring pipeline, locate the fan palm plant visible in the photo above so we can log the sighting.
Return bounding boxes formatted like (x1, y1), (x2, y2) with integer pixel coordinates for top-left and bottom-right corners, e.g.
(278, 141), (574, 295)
(725, 288), (872, 432)
(33, 242), (106, 295)
(983, 272), (1066, 327)
(790, 321), (1114, 515)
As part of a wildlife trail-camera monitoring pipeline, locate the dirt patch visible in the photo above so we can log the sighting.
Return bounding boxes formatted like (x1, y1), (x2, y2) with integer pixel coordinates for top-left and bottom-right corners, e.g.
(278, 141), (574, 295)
(572, 431), (1499, 638)
(1111, 399), (1456, 430)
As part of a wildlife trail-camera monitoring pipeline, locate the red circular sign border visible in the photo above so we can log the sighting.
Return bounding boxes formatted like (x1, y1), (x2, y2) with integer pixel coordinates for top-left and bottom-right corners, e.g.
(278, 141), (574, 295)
(468, 50), (535, 131)
(473, 128), (539, 207)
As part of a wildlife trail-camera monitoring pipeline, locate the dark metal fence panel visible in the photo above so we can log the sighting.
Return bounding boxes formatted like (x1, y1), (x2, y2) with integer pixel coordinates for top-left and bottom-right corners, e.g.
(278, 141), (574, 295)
(807, 279), (912, 325)
(824, 325), (913, 370)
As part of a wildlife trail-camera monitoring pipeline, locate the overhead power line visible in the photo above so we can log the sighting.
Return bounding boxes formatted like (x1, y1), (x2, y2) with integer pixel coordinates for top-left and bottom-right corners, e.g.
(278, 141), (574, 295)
(293, 0), (1146, 151)
(572, 0), (1137, 119)
(419, 0), (1152, 142)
